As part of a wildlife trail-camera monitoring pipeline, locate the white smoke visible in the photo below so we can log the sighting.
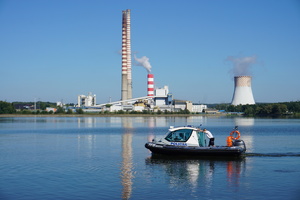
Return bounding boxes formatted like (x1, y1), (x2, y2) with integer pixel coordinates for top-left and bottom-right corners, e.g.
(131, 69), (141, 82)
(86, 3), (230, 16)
(134, 55), (152, 73)
(226, 55), (257, 76)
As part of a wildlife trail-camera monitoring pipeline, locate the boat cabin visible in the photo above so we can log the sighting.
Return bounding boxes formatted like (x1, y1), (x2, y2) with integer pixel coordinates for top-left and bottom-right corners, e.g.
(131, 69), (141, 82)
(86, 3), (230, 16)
(159, 126), (208, 147)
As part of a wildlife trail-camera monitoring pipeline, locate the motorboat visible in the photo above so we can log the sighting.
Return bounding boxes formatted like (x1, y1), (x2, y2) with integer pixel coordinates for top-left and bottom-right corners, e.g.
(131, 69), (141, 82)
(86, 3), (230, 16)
(145, 125), (246, 157)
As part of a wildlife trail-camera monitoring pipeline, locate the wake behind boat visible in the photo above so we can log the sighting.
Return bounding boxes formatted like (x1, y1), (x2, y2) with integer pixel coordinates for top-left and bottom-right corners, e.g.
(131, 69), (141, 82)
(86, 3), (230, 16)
(145, 125), (246, 157)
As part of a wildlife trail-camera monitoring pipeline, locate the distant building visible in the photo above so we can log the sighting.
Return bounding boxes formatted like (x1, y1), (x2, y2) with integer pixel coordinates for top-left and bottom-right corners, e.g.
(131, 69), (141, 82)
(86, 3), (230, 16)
(204, 108), (219, 114)
(154, 86), (172, 106)
(56, 101), (64, 107)
(133, 106), (144, 112)
(13, 103), (34, 110)
(154, 86), (168, 106)
(78, 92), (96, 107)
(46, 107), (57, 112)
(192, 104), (207, 113)
(109, 104), (122, 112)
(173, 100), (193, 112)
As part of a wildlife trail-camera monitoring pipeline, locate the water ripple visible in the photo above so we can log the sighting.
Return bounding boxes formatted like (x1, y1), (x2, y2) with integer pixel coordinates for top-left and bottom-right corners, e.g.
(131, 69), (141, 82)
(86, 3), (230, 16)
(245, 152), (300, 157)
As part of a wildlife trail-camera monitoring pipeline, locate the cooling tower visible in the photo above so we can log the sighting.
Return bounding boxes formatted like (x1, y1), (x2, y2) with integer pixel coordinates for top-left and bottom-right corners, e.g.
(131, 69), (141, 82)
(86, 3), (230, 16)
(147, 74), (154, 96)
(231, 76), (255, 105)
(121, 9), (132, 102)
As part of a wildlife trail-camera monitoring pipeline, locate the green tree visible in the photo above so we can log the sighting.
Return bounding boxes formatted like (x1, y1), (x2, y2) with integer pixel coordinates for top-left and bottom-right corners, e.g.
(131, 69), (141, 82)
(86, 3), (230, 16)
(55, 107), (65, 114)
(271, 104), (287, 115)
(143, 109), (150, 114)
(215, 104), (229, 111)
(22, 110), (32, 114)
(76, 108), (84, 114)
(183, 109), (190, 114)
(278, 104), (288, 114)
(260, 105), (272, 115)
(244, 106), (254, 116)
(117, 110), (125, 114)
(227, 105), (236, 112)
(38, 101), (53, 110)
(0, 101), (16, 114)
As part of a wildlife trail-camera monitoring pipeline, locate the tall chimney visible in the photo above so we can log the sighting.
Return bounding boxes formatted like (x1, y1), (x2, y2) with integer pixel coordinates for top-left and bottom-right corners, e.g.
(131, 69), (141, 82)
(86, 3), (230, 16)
(147, 74), (154, 96)
(231, 76), (255, 105)
(121, 9), (132, 103)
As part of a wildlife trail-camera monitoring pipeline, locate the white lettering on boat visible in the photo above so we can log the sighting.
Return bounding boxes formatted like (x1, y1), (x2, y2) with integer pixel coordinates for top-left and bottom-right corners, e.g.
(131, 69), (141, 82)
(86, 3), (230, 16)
(170, 142), (187, 146)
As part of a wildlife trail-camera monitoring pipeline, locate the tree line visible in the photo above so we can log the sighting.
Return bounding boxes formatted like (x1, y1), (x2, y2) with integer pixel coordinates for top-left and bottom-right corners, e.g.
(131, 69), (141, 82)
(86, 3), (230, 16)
(215, 101), (300, 116)
(1, 100), (300, 116)
(0, 101), (16, 114)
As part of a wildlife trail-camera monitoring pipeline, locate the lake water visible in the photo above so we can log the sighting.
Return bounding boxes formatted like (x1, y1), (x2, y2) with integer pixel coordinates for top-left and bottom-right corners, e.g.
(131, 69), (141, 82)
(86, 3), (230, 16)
(0, 116), (299, 200)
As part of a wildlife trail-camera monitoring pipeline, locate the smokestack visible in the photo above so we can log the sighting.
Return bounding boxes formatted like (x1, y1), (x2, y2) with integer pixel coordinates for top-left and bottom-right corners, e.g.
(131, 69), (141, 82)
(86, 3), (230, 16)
(147, 74), (154, 96)
(231, 76), (255, 105)
(121, 9), (132, 103)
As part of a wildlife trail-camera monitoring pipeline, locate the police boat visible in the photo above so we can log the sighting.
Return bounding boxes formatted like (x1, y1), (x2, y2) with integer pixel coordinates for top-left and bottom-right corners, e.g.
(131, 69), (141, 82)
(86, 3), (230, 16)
(145, 126), (246, 157)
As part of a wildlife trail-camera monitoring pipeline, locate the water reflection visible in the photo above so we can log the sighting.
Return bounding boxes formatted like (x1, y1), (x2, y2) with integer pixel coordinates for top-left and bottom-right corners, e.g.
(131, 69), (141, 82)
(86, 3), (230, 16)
(233, 117), (254, 153)
(145, 155), (245, 194)
(120, 118), (134, 200)
(77, 134), (96, 159)
(73, 116), (208, 128)
(226, 159), (244, 190)
(77, 117), (98, 128)
(234, 117), (255, 126)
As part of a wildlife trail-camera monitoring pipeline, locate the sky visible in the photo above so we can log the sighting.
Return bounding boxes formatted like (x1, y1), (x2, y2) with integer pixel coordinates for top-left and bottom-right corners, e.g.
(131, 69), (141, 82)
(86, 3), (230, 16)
(0, 0), (299, 104)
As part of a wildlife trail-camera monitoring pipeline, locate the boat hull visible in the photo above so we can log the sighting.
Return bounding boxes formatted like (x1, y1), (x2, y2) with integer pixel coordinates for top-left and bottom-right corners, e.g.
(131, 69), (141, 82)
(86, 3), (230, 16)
(145, 142), (245, 157)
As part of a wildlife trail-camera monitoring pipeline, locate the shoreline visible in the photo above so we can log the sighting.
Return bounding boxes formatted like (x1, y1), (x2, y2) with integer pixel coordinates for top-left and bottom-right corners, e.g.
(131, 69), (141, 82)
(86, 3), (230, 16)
(0, 113), (229, 118)
(1, 113), (298, 119)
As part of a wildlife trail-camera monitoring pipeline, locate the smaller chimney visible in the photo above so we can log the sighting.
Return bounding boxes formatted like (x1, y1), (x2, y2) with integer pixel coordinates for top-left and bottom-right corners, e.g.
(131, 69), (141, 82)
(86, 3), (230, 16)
(147, 74), (154, 96)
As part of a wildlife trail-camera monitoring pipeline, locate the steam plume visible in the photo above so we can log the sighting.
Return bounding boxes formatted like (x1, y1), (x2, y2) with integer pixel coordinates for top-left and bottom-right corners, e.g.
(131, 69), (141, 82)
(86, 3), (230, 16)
(226, 55), (257, 76)
(134, 55), (152, 73)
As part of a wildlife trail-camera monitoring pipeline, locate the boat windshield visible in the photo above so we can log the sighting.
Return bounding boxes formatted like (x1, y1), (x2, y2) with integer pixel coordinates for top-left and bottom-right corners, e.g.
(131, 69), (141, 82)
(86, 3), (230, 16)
(165, 129), (193, 142)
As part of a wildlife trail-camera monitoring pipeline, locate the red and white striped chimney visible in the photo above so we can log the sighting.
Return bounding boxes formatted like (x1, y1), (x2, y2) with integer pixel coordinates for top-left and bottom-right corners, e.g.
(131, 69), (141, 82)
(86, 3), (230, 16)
(147, 74), (154, 96)
(121, 9), (132, 102)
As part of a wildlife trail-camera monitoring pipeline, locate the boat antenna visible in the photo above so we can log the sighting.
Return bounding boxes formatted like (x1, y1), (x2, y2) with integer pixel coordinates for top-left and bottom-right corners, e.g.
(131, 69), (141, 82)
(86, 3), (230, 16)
(197, 124), (202, 130)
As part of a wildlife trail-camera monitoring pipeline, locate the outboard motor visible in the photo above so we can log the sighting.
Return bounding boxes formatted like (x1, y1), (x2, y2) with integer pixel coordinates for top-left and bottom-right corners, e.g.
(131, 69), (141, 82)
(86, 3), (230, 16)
(232, 139), (246, 151)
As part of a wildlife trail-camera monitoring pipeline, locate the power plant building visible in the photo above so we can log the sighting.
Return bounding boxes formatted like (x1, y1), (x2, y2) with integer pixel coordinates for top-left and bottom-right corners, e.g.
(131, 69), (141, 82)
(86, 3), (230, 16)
(154, 86), (172, 106)
(72, 10), (208, 113)
(231, 76), (255, 105)
(192, 104), (208, 113)
(78, 93), (96, 107)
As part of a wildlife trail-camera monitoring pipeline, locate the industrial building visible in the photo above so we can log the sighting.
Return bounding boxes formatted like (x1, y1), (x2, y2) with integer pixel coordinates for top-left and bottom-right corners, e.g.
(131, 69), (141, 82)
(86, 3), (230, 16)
(73, 9), (208, 113)
(231, 76), (255, 105)
(78, 93), (96, 107)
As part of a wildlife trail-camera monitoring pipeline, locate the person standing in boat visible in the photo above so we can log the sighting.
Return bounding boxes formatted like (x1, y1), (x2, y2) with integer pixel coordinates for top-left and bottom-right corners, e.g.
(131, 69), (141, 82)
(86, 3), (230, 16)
(202, 128), (215, 147)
